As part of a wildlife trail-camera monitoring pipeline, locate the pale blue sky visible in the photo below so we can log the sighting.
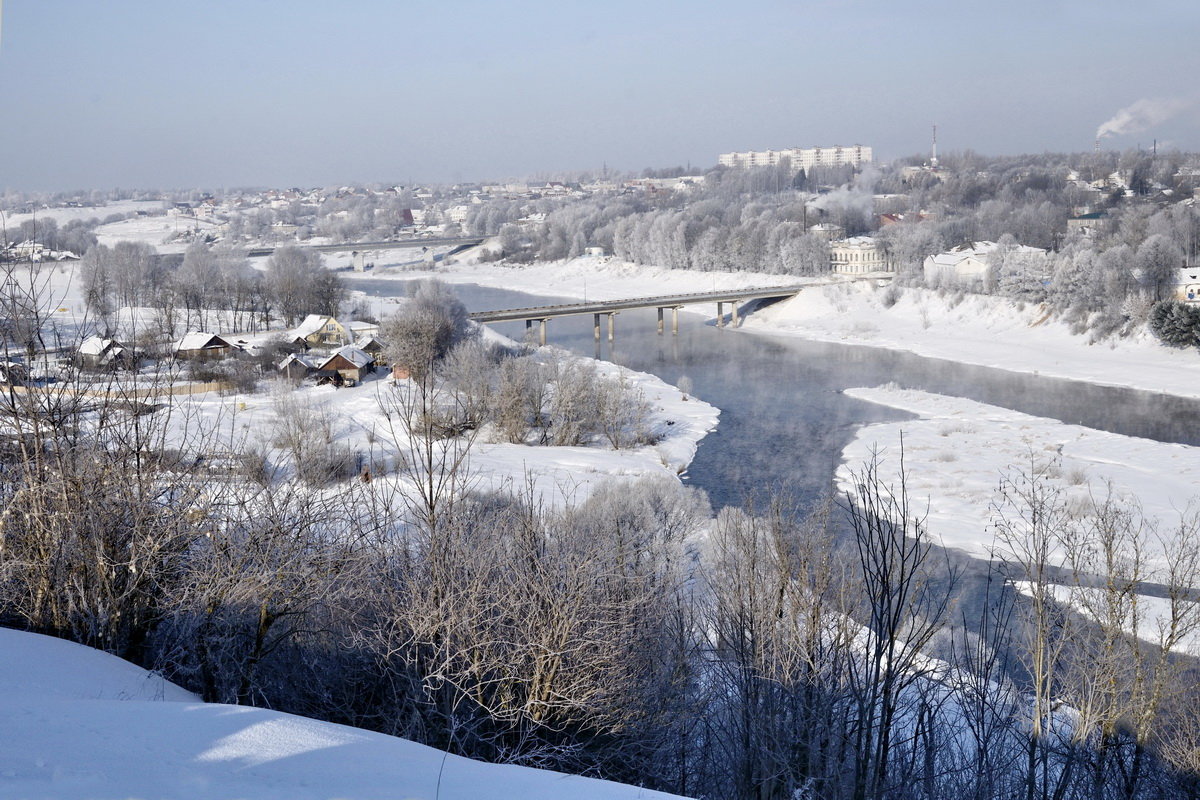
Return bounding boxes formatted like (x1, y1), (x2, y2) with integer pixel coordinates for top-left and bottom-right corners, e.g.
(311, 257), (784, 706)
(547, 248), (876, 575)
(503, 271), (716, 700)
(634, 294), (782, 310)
(2, 0), (1198, 190)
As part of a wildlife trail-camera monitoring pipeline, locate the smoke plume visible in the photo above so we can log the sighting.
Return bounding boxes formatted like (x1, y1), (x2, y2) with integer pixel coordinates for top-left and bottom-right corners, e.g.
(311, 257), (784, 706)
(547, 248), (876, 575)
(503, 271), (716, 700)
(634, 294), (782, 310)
(1096, 97), (1192, 139)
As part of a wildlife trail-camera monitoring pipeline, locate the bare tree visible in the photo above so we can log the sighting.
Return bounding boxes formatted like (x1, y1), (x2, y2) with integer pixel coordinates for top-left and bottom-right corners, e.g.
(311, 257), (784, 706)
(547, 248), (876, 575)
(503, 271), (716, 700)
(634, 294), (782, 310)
(265, 245), (343, 325)
(841, 448), (955, 800)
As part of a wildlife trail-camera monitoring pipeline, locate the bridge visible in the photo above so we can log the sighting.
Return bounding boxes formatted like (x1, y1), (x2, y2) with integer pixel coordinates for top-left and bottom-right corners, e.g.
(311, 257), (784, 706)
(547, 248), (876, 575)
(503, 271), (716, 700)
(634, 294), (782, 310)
(471, 284), (811, 344)
(243, 236), (484, 258)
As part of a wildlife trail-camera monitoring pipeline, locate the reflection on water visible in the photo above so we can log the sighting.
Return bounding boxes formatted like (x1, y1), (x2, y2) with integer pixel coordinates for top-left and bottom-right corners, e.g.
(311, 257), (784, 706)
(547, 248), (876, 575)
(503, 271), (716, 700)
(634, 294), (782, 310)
(350, 277), (1200, 510)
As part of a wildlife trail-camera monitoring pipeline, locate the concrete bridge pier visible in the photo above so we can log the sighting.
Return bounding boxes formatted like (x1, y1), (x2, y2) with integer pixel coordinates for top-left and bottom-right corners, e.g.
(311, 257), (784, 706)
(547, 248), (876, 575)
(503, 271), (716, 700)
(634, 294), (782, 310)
(525, 318), (548, 346)
(715, 300), (743, 328)
(592, 312), (617, 342)
(656, 306), (682, 335)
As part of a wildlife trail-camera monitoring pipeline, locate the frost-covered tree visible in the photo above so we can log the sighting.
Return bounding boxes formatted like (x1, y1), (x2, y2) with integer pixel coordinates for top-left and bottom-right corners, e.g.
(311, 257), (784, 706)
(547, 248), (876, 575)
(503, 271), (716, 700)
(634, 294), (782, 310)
(265, 245), (343, 325)
(382, 279), (477, 381)
(1136, 234), (1184, 302)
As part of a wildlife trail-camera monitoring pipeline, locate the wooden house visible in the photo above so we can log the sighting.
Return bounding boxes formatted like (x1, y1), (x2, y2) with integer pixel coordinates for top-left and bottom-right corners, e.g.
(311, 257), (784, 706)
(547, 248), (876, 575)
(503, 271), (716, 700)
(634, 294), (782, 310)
(77, 336), (132, 369)
(318, 345), (375, 383)
(291, 315), (349, 347)
(277, 353), (320, 381)
(173, 332), (237, 361)
(356, 335), (387, 366)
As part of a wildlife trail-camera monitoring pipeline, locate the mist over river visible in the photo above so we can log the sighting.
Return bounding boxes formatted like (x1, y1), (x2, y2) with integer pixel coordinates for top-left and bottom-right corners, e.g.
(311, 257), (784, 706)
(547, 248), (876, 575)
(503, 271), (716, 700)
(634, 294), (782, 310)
(351, 277), (1200, 511)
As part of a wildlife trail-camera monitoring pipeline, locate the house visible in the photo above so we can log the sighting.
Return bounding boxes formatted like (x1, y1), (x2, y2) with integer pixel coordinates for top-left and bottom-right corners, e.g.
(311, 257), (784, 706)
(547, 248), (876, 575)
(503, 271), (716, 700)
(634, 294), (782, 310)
(1066, 210), (1108, 239)
(923, 245), (993, 284)
(173, 332), (237, 361)
(356, 335), (388, 366)
(77, 336), (132, 369)
(923, 241), (1048, 286)
(1178, 268), (1200, 304)
(7, 241), (45, 261)
(318, 346), (374, 383)
(277, 352), (320, 381)
(829, 237), (893, 275)
(291, 315), (349, 347)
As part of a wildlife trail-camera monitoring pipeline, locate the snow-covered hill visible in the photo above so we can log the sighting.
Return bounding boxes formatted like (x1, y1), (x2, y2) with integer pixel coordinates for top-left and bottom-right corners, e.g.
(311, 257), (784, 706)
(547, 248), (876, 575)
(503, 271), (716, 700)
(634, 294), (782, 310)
(0, 627), (689, 800)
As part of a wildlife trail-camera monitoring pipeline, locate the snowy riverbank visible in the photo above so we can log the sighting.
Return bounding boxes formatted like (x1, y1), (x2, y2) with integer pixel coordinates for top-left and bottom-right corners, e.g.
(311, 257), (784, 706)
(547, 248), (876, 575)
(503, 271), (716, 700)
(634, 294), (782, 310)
(176, 346), (718, 508)
(835, 386), (1200, 567)
(747, 281), (1200, 402)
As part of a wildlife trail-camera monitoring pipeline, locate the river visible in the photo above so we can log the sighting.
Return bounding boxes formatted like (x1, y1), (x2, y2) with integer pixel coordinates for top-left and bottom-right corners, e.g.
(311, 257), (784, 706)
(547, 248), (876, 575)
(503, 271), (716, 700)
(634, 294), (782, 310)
(349, 276), (1200, 514)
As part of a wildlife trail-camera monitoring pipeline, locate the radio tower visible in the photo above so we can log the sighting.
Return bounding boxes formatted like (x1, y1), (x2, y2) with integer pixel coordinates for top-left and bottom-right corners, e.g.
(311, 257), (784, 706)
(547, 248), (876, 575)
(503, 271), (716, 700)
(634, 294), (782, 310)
(930, 124), (939, 169)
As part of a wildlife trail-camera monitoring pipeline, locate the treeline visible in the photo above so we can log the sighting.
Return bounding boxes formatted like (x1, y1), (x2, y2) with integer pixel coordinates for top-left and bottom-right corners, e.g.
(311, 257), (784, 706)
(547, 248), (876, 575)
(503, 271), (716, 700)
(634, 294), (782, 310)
(466, 151), (1200, 343)
(474, 156), (1198, 273)
(77, 242), (348, 337)
(472, 191), (849, 275)
(895, 225), (1192, 342)
(3, 340), (1200, 798)
(219, 191), (430, 243)
(2, 214), (115, 256)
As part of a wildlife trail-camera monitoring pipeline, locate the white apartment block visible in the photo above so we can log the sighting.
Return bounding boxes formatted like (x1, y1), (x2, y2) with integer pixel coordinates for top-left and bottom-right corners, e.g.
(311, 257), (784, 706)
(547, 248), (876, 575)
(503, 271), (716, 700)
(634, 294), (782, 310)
(830, 236), (893, 275)
(719, 145), (873, 170)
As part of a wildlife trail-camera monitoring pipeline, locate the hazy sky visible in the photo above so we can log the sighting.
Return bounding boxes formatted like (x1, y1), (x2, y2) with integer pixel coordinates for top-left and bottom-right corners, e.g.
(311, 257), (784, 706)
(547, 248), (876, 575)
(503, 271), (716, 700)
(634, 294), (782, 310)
(2, 0), (1198, 191)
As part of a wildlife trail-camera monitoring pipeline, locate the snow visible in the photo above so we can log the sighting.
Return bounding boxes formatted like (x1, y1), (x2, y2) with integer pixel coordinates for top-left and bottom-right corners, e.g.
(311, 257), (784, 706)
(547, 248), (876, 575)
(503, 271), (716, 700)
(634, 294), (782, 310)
(0, 627), (690, 799)
(359, 252), (810, 305)
(173, 331), (232, 351)
(177, 351), (718, 508)
(746, 281), (1200, 401)
(1012, 582), (1200, 655)
(291, 313), (334, 340)
(0, 628), (195, 703)
(836, 386), (1200, 568)
(93, 213), (219, 254)
(0, 200), (163, 230)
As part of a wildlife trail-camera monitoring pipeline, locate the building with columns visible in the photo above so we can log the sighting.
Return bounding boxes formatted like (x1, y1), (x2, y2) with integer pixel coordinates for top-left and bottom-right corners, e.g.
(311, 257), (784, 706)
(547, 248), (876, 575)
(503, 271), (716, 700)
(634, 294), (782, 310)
(830, 236), (893, 275)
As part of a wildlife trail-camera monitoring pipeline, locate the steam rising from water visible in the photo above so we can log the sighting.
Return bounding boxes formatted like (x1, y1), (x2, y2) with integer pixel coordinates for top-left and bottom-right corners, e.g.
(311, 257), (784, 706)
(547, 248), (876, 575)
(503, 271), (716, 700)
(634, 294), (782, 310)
(1096, 97), (1192, 139)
